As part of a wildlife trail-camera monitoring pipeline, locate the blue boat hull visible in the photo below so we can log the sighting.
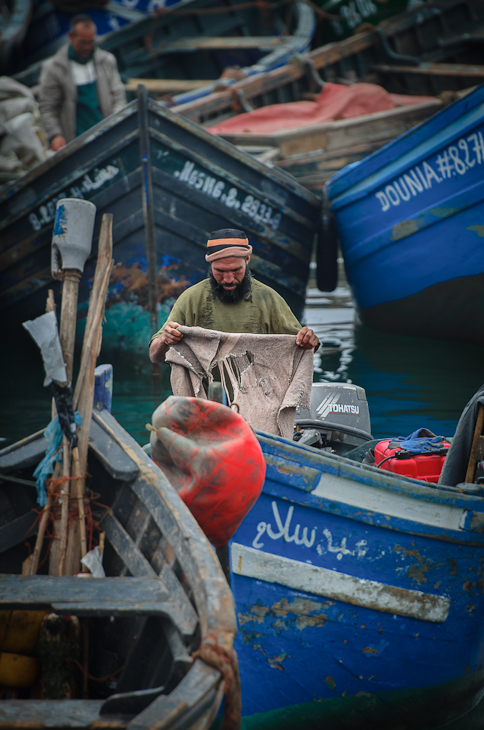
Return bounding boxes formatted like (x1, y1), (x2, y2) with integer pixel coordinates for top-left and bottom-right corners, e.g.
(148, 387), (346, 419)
(229, 432), (484, 726)
(325, 85), (484, 346)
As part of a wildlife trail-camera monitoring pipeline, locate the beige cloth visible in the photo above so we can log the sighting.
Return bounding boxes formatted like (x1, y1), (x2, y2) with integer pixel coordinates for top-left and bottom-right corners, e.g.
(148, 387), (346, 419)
(165, 326), (314, 439)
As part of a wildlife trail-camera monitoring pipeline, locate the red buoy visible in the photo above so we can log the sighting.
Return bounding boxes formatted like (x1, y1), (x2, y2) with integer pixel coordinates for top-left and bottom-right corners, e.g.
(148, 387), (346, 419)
(150, 396), (266, 547)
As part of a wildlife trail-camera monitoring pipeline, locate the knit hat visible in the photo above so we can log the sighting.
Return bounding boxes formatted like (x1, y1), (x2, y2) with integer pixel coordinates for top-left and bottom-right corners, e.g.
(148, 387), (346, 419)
(205, 228), (253, 263)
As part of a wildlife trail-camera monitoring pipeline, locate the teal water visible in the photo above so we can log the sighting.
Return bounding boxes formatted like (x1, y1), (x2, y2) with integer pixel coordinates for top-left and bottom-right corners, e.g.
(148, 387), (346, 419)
(1, 271), (483, 446)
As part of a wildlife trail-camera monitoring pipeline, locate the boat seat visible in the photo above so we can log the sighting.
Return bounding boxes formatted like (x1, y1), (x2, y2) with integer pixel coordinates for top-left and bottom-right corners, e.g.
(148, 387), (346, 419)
(373, 62), (484, 79)
(0, 575), (195, 637)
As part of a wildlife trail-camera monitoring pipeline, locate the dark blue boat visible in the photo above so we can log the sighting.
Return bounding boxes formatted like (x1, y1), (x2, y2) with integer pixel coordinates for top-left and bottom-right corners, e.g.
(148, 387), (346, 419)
(228, 394), (484, 728)
(0, 87), (322, 351)
(325, 84), (484, 346)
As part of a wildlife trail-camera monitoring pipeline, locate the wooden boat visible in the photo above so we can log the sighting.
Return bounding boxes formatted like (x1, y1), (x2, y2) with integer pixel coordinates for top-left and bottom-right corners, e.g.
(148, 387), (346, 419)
(177, 0), (484, 126)
(325, 82), (484, 347)
(0, 86), (322, 350)
(0, 399), (236, 727)
(13, 0), (315, 106)
(223, 382), (484, 728)
(232, 98), (445, 194)
(173, 0), (484, 188)
(0, 0), (32, 75)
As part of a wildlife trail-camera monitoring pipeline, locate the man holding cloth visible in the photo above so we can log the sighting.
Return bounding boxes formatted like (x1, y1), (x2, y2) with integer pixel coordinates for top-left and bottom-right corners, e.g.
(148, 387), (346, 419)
(149, 228), (318, 364)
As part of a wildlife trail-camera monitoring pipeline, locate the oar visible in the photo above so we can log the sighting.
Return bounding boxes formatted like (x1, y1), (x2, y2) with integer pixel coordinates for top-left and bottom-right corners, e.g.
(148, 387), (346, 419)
(23, 199), (96, 575)
(72, 214), (114, 571)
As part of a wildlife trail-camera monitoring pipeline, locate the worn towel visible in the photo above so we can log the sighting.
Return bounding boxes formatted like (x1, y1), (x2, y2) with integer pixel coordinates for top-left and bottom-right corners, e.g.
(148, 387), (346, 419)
(165, 326), (313, 439)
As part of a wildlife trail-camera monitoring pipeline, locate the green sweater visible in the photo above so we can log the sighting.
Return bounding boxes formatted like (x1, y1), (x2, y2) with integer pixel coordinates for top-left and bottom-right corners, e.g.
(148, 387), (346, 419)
(151, 278), (301, 341)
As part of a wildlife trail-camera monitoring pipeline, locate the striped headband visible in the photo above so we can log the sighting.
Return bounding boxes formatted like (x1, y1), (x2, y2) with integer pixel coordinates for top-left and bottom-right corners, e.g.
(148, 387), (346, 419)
(205, 236), (253, 263)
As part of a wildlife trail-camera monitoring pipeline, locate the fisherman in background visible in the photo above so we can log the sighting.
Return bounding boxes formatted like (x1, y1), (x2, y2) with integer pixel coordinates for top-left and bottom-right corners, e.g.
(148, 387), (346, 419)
(39, 14), (126, 152)
(149, 228), (319, 364)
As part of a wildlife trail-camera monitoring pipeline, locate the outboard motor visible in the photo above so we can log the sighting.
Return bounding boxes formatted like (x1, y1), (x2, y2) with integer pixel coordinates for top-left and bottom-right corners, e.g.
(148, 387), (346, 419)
(294, 382), (372, 455)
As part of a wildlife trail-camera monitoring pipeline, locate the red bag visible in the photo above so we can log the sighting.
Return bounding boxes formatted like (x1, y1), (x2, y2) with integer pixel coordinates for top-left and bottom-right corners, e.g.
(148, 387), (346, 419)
(150, 396), (265, 547)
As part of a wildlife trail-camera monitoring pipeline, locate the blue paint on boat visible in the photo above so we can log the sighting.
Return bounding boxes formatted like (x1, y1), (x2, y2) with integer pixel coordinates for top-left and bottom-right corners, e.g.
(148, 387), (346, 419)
(229, 430), (484, 724)
(325, 85), (484, 344)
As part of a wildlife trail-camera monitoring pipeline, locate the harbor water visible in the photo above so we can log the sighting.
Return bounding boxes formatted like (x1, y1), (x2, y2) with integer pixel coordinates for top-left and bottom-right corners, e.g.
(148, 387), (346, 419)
(1, 262), (483, 448)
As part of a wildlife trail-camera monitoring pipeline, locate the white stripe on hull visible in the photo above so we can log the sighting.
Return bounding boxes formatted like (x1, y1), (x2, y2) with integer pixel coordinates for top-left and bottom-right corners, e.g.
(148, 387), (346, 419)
(312, 472), (467, 531)
(231, 543), (450, 623)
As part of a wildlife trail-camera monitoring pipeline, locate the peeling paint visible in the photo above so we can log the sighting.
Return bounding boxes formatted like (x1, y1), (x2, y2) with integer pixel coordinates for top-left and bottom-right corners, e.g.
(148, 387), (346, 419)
(393, 545), (444, 586)
(239, 628), (266, 655)
(238, 604), (269, 626)
(238, 596), (329, 632)
(268, 652), (289, 670)
(391, 219), (419, 241)
(448, 558), (458, 576)
(323, 676), (336, 690)
(363, 640), (389, 657)
(463, 580), (475, 595)
(467, 225), (484, 237)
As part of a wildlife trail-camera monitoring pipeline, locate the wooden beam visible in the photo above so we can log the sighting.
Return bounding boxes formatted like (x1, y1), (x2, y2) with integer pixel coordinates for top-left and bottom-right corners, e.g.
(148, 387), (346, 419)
(157, 35), (283, 54)
(217, 100), (443, 158)
(0, 574), (195, 636)
(374, 62), (484, 78)
(175, 30), (376, 122)
(126, 79), (217, 93)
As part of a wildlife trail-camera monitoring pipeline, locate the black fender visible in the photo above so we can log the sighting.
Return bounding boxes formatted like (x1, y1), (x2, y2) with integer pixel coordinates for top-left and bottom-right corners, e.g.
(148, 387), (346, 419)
(316, 210), (338, 293)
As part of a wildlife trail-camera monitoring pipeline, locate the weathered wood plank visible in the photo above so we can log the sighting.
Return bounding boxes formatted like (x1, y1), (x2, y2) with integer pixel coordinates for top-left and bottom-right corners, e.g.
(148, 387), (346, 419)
(0, 430), (46, 471)
(218, 100), (442, 157)
(102, 511), (158, 578)
(0, 700), (126, 727)
(374, 62), (484, 78)
(0, 574), (197, 638)
(126, 79), (217, 93)
(176, 31), (376, 122)
(102, 510), (199, 636)
(0, 511), (38, 553)
(159, 36), (283, 53)
(89, 419), (139, 481)
(0, 574), (170, 610)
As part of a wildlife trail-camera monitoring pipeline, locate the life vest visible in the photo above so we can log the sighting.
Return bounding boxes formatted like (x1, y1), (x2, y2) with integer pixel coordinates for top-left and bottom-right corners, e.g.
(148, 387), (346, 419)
(150, 396), (265, 547)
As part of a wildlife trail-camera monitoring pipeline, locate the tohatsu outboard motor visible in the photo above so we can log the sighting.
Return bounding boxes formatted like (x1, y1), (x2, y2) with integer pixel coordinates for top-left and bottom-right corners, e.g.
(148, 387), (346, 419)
(294, 382), (372, 455)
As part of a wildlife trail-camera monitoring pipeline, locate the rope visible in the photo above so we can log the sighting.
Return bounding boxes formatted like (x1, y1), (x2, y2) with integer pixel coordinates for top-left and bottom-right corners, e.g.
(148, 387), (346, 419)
(67, 657), (124, 683)
(192, 634), (241, 730)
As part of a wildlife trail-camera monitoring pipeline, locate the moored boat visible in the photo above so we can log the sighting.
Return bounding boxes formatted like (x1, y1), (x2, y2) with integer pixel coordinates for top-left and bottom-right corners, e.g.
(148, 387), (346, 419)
(0, 86), (322, 351)
(0, 396), (236, 728)
(148, 376), (484, 728)
(13, 0), (315, 106)
(176, 0), (484, 128)
(325, 82), (484, 346)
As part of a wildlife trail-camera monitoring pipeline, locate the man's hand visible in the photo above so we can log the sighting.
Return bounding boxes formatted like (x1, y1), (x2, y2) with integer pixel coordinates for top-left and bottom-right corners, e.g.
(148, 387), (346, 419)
(163, 321), (183, 346)
(149, 322), (183, 363)
(296, 326), (319, 350)
(50, 135), (66, 152)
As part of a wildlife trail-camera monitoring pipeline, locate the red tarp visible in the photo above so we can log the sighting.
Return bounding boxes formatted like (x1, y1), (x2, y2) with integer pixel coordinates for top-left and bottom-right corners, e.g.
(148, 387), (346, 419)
(208, 82), (435, 136)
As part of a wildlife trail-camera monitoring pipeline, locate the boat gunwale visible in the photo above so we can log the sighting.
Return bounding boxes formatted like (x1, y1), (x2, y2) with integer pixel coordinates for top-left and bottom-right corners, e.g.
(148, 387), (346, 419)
(257, 430), (484, 509)
(0, 409), (237, 728)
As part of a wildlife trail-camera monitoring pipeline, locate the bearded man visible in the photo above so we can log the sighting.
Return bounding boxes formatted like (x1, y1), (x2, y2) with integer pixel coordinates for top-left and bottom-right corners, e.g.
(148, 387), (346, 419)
(149, 228), (318, 364)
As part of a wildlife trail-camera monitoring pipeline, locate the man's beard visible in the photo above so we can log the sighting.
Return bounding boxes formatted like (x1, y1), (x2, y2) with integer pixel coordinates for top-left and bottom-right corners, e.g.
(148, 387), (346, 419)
(209, 267), (252, 304)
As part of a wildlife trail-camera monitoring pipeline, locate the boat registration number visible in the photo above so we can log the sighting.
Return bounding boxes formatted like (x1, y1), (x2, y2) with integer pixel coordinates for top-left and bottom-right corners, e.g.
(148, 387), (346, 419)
(173, 160), (282, 231)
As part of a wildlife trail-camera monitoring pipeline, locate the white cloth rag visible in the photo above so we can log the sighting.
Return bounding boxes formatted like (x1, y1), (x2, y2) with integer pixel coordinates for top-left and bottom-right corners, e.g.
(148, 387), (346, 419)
(165, 326), (314, 439)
